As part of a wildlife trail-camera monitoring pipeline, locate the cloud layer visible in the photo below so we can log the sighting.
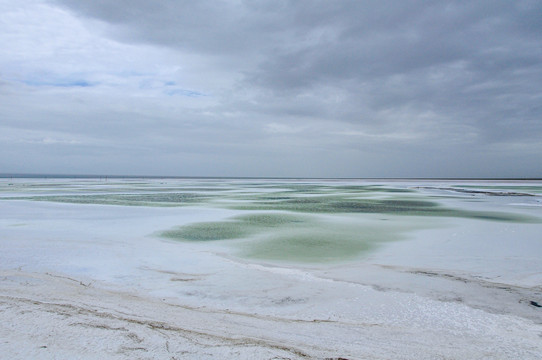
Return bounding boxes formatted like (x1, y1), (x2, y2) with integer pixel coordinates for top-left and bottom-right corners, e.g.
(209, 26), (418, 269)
(1, 0), (541, 177)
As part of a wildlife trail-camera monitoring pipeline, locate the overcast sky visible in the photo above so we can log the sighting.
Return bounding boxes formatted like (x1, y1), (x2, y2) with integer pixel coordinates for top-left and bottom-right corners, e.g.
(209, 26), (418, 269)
(1, 0), (541, 178)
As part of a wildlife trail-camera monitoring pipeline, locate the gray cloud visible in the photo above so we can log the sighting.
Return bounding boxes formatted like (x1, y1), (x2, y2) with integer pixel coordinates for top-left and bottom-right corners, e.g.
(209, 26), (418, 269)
(1, 0), (541, 177)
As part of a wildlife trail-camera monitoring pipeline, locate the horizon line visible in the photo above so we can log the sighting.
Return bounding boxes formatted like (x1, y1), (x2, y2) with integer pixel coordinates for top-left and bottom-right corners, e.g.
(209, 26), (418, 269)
(1, 173), (541, 181)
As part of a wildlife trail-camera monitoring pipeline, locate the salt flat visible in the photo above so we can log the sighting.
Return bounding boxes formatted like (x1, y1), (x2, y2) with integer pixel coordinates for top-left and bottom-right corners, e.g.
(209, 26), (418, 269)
(1, 178), (542, 359)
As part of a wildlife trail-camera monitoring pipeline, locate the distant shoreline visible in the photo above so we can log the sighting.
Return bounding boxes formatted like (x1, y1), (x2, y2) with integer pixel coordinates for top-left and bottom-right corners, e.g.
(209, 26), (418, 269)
(1, 173), (541, 181)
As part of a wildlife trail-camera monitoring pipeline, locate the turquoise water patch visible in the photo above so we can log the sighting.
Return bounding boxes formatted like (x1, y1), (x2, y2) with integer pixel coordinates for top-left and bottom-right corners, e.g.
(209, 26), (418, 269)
(233, 213), (309, 227)
(227, 196), (539, 222)
(4, 180), (539, 223)
(161, 212), (312, 242)
(240, 227), (387, 263)
(13, 192), (212, 206)
(329, 185), (414, 193)
(162, 221), (253, 241)
(453, 185), (542, 192)
(160, 212), (421, 263)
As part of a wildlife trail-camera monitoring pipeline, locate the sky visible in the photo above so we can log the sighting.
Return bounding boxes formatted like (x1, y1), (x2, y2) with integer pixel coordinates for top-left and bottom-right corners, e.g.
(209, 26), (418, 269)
(1, 0), (541, 178)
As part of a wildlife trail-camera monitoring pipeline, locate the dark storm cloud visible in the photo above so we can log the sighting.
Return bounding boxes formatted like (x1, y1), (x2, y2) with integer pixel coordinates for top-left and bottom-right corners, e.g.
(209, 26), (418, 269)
(2, 0), (541, 177)
(54, 1), (542, 80)
(54, 0), (542, 137)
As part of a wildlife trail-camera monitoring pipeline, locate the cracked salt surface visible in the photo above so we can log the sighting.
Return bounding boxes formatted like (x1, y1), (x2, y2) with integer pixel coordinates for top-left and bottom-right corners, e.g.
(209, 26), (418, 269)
(1, 178), (542, 359)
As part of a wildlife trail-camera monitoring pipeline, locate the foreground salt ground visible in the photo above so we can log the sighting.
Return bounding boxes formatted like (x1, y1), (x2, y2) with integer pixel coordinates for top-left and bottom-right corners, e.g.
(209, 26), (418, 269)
(2, 269), (542, 360)
(1, 179), (542, 359)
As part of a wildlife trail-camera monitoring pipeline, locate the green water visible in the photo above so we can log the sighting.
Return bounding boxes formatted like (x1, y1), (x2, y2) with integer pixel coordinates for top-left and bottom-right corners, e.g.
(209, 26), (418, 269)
(162, 212), (312, 242)
(162, 212), (428, 263)
(3, 178), (541, 263)
(226, 196), (538, 222)
(9, 192), (210, 206)
(453, 185), (542, 193)
(5, 181), (539, 223)
(239, 223), (403, 262)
